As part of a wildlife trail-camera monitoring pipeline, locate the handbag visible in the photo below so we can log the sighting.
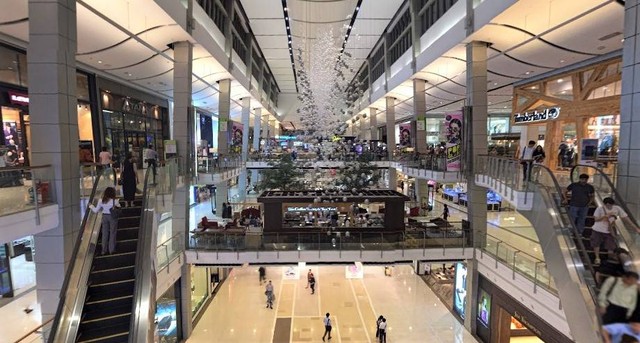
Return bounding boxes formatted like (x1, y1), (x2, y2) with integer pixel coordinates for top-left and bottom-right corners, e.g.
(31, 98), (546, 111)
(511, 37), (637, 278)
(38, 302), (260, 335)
(110, 199), (122, 220)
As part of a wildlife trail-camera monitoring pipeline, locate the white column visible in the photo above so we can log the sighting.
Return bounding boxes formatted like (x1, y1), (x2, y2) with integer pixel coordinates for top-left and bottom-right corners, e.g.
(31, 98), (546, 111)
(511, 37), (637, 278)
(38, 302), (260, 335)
(215, 182), (229, 215)
(217, 79), (231, 154)
(241, 97), (250, 161)
(413, 79), (427, 154)
(386, 97), (396, 188)
(251, 108), (262, 190)
(172, 40), (194, 336)
(370, 108), (379, 140)
(28, 0), (80, 322)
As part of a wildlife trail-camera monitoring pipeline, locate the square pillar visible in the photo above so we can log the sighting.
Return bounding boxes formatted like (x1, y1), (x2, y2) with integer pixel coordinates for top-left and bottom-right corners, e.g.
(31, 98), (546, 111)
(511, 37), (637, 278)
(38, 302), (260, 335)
(413, 79), (427, 154)
(217, 79), (231, 154)
(241, 97), (250, 162)
(28, 0), (80, 322)
(370, 108), (379, 140)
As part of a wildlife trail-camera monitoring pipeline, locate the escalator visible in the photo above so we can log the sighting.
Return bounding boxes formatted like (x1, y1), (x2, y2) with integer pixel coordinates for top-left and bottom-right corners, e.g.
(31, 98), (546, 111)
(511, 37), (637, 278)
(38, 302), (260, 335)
(570, 165), (640, 272)
(476, 156), (603, 343)
(77, 200), (142, 342)
(48, 166), (157, 343)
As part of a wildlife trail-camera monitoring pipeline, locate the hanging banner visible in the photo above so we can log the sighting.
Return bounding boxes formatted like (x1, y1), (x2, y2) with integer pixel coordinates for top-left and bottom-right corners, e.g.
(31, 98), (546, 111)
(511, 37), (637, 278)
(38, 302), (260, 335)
(399, 123), (412, 147)
(219, 118), (228, 132)
(445, 111), (463, 171)
(231, 122), (243, 154)
(416, 115), (426, 131)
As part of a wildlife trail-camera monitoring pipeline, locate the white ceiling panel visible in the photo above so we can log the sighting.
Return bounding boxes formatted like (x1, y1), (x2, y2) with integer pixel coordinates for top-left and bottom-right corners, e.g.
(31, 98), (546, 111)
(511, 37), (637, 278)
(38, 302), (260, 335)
(240, 0), (282, 19)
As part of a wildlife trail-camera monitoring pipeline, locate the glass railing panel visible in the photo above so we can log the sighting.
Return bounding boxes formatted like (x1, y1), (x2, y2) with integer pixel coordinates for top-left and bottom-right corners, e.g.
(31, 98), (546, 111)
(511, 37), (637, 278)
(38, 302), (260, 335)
(0, 165), (56, 218)
(49, 168), (116, 342)
(197, 154), (243, 173)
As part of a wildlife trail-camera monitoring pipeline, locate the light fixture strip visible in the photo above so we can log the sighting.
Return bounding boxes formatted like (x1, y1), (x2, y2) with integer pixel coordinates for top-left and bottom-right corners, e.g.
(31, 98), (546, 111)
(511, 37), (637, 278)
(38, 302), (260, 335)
(281, 0), (299, 92)
(341, 0), (363, 53)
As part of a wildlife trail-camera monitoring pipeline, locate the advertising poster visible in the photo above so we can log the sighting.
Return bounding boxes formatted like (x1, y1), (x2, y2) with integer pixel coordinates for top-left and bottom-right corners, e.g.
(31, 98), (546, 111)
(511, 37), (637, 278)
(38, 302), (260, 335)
(445, 112), (462, 171)
(399, 123), (412, 147)
(477, 289), (491, 328)
(79, 140), (94, 163)
(453, 262), (467, 318)
(580, 138), (599, 166)
(231, 122), (243, 153)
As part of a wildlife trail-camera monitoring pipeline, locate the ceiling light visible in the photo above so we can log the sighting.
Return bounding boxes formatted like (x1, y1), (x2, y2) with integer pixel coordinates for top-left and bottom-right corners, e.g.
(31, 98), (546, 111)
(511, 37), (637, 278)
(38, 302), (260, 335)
(284, 7), (287, 11)
(493, 82), (497, 86)
(287, 26), (289, 29)
(98, 60), (103, 64)
(525, 71), (532, 75)
(557, 79), (563, 83)
(356, 6), (360, 10)
(560, 59), (565, 63)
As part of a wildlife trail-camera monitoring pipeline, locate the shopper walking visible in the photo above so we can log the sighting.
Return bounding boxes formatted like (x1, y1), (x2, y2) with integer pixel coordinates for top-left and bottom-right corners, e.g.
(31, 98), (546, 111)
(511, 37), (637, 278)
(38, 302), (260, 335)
(375, 315), (384, 339)
(309, 273), (316, 294)
(306, 269), (313, 288)
(258, 266), (266, 285)
(442, 204), (449, 221)
(121, 153), (138, 207)
(89, 187), (121, 255)
(563, 173), (595, 235)
(378, 317), (387, 343)
(144, 144), (158, 183)
(265, 280), (274, 309)
(322, 313), (332, 341)
(520, 140), (536, 182)
(98, 146), (112, 169)
(598, 271), (640, 324)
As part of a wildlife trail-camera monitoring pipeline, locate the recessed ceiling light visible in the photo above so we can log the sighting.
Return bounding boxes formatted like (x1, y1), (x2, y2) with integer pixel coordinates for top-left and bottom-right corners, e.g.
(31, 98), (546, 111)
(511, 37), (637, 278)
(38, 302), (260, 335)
(525, 71), (533, 75)
(493, 82), (497, 86)
(560, 59), (565, 63)
(284, 7), (287, 11)
(557, 79), (563, 83)
(98, 60), (103, 64)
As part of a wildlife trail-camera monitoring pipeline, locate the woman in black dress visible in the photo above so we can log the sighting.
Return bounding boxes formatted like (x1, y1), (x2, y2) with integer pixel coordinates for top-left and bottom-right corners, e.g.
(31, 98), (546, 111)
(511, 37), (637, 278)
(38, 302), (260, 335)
(121, 152), (138, 207)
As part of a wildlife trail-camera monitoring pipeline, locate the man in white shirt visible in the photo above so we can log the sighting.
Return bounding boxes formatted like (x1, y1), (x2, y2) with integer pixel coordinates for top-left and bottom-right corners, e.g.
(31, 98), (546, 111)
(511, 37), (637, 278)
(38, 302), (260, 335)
(322, 313), (332, 341)
(144, 144), (158, 183)
(377, 318), (387, 343)
(592, 197), (640, 265)
(520, 140), (536, 182)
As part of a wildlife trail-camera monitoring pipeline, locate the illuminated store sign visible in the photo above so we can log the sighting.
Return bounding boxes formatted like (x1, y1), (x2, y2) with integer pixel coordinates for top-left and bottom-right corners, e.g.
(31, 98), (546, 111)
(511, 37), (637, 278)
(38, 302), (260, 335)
(8, 92), (29, 106)
(286, 206), (337, 212)
(513, 107), (560, 124)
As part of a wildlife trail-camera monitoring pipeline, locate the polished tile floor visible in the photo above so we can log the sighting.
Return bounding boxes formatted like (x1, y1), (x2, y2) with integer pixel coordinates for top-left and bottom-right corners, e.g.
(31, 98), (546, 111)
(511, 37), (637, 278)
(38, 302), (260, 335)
(188, 265), (478, 343)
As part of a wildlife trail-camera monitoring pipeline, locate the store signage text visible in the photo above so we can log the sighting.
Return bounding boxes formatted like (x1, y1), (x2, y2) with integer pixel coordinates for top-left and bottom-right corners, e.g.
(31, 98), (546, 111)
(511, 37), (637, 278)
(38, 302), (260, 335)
(286, 206), (338, 212)
(513, 311), (542, 337)
(122, 99), (147, 114)
(513, 107), (560, 124)
(8, 92), (29, 106)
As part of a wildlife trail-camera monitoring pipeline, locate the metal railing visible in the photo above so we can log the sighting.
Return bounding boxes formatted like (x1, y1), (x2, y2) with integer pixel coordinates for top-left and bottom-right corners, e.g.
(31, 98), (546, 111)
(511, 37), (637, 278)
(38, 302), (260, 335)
(189, 222), (471, 255)
(128, 164), (157, 342)
(157, 232), (184, 271)
(483, 234), (555, 293)
(197, 154), (243, 173)
(13, 318), (53, 343)
(0, 165), (55, 219)
(48, 168), (117, 342)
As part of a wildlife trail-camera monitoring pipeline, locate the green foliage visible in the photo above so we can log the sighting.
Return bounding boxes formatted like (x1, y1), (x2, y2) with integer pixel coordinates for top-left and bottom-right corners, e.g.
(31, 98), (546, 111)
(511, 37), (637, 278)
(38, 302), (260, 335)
(256, 153), (305, 191)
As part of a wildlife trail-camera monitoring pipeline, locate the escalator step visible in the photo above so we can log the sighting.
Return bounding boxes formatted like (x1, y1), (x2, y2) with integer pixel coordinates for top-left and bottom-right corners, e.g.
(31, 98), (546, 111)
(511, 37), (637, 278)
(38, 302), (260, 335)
(92, 251), (136, 270)
(90, 265), (135, 284)
(82, 302), (132, 323)
(77, 321), (129, 343)
(117, 216), (141, 228)
(84, 294), (132, 311)
(87, 279), (135, 299)
(96, 239), (138, 254)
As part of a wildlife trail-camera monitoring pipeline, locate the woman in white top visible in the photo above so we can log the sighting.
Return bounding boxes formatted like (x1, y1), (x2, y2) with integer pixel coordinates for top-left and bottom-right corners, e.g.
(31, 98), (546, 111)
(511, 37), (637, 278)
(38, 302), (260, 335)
(89, 187), (121, 255)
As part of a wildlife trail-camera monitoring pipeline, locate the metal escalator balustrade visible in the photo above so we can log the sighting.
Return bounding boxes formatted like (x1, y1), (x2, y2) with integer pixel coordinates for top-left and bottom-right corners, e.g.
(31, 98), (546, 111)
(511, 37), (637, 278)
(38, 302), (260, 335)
(49, 163), (163, 343)
(476, 156), (603, 343)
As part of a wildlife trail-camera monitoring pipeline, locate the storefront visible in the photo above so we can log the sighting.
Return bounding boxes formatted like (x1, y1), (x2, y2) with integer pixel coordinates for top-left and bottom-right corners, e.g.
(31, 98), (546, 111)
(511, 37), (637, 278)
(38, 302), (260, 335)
(0, 236), (36, 298)
(0, 44), (99, 166)
(476, 275), (573, 343)
(440, 182), (502, 211)
(190, 266), (230, 323)
(512, 56), (621, 172)
(99, 77), (169, 168)
(417, 260), (467, 321)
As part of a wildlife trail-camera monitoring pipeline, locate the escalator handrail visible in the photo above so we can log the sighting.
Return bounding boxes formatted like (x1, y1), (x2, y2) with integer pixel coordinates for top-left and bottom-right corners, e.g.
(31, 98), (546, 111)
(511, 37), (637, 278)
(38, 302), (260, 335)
(48, 168), (117, 342)
(128, 166), (157, 342)
(528, 162), (599, 280)
(570, 164), (640, 232)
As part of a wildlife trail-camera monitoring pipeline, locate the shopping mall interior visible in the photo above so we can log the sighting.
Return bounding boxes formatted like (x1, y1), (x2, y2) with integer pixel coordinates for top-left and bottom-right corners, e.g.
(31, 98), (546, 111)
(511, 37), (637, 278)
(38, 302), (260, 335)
(0, 0), (638, 342)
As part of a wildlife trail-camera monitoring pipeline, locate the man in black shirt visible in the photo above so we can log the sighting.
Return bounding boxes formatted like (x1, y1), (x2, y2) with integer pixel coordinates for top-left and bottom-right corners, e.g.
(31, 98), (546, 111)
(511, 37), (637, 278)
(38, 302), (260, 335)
(564, 173), (595, 235)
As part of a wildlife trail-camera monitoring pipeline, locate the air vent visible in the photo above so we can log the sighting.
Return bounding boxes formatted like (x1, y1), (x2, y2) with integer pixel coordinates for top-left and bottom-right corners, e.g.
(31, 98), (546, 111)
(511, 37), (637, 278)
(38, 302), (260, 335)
(599, 32), (622, 41)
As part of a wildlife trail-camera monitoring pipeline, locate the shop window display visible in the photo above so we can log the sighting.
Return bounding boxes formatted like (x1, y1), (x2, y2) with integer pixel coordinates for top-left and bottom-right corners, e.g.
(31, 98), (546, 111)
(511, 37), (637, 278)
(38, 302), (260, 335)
(155, 284), (180, 343)
(587, 114), (619, 158)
